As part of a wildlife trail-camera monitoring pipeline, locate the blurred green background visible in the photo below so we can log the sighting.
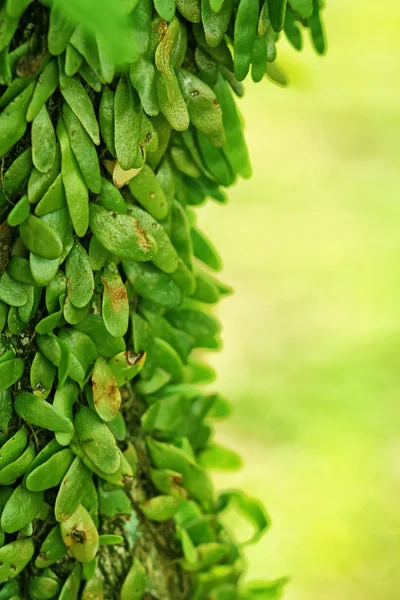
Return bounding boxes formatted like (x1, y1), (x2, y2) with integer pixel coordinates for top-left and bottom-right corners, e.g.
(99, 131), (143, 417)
(199, 1), (400, 598)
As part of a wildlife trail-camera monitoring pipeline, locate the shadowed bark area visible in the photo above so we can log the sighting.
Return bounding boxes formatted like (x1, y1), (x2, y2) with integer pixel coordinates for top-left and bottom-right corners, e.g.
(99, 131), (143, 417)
(0, 222), (12, 277)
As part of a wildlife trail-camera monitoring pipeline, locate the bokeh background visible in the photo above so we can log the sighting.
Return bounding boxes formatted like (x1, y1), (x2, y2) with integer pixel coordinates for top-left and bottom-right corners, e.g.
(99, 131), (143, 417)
(199, 1), (400, 598)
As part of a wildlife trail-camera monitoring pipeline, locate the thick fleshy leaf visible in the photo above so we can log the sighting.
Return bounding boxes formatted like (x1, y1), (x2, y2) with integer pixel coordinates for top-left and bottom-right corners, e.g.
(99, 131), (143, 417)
(92, 357), (121, 422)
(216, 491), (270, 546)
(101, 262), (129, 338)
(1, 485), (44, 533)
(65, 241), (94, 308)
(120, 558), (146, 600)
(19, 215), (63, 260)
(60, 504), (99, 563)
(0, 539), (34, 584)
(0, 357), (24, 391)
(89, 203), (158, 262)
(74, 314), (126, 358)
(74, 406), (120, 474)
(109, 350), (145, 387)
(15, 391), (74, 434)
(26, 449), (74, 491)
(123, 261), (181, 308)
(55, 457), (91, 522)
(127, 204), (179, 273)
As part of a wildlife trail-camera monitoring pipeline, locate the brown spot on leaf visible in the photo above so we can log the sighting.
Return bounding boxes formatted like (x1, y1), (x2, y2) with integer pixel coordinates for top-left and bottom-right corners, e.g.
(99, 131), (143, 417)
(71, 528), (86, 544)
(106, 381), (118, 397)
(122, 474), (133, 487)
(134, 221), (152, 251)
(158, 20), (168, 38)
(170, 474), (183, 485)
(125, 350), (145, 365)
(92, 358), (121, 420)
(37, 553), (48, 563)
(16, 47), (47, 77)
(102, 276), (128, 313)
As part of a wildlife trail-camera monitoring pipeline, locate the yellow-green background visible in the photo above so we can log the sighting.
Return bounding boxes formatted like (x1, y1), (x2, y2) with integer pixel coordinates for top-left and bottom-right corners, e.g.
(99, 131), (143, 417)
(199, 1), (400, 598)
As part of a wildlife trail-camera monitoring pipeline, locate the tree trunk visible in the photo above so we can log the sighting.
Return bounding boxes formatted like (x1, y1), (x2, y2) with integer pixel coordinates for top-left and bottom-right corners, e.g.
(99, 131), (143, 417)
(0, 1), (327, 599)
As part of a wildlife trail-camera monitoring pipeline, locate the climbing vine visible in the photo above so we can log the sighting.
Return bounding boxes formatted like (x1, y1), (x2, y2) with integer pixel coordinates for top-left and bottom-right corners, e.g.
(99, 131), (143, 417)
(0, 0), (326, 598)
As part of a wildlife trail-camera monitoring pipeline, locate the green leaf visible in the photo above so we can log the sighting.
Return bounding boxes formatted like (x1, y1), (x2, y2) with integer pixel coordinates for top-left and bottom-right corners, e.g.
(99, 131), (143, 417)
(216, 490), (270, 546)
(28, 576), (60, 600)
(288, 0), (312, 17)
(65, 242), (94, 308)
(0, 440), (36, 485)
(101, 262), (129, 338)
(128, 164), (169, 220)
(58, 563), (81, 600)
(60, 504), (99, 563)
(0, 357), (24, 391)
(26, 449), (74, 492)
(141, 394), (188, 433)
(31, 104), (57, 173)
(99, 534), (124, 546)
(109, 350), (145, 388)
(35, 525), (66, 569)
(120, 558), (146, 600)
(74, 314), (126, 358)
(198, 444), (242, 471)
(7, 194), (30, 227)
(181, 542), (230, 571)
(30, 351), (56, 398)
(140, 495), (180, 521)
(240, 577), (290, 599)
(1, 484), (44, 533)
(74, 406), (120, 474)
(98, 483), (131, 518)
(127, 205), (179, 274)
(15, 391), (74, 434)
(50, 0), (138, 66)
(55, 457), (90, 522)
(89, 204), (158, 262)
(19, 215), (63, 260)
(91, 357), (121, 422)
(0, 539), (34, 584)
(123, 261), (181, 308)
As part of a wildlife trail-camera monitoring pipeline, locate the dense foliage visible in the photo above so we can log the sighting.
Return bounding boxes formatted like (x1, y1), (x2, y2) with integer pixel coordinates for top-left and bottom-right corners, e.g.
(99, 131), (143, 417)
(0, 0), (326, 598)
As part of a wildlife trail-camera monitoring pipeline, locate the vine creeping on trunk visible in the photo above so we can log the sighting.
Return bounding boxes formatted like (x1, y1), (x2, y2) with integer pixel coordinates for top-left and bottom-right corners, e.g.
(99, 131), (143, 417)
(0, 0), (326, 598)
